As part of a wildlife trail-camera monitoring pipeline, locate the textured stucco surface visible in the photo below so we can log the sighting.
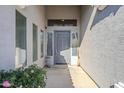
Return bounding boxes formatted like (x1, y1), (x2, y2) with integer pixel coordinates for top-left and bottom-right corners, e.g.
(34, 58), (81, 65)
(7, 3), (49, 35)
(0, 6), (15, 70)
(79, 5), (124, 87)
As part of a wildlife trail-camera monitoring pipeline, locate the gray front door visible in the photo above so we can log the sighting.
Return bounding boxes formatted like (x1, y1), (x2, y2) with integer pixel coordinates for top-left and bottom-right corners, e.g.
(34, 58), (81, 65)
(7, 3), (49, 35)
(54, 31), (70, 64)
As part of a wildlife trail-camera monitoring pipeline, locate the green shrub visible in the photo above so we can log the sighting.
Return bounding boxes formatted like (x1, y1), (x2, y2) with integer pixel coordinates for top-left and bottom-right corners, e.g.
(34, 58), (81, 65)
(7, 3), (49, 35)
(0, 64), (47, 88)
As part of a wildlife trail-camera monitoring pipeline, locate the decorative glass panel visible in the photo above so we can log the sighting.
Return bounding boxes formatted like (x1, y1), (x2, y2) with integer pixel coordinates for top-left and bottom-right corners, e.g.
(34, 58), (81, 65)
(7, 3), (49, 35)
(47, 33), (53, 56)
(72, 32), (79, 48)
(48, 19), (77, 26)
(33, 24), (38, 62)
(40, 30), (44, 57)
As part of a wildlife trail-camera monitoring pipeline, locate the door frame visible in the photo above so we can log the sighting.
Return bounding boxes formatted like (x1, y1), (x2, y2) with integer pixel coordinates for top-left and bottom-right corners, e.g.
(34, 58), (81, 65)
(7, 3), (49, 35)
(46, 26), (79, 66)
(53, 30), (71, 65)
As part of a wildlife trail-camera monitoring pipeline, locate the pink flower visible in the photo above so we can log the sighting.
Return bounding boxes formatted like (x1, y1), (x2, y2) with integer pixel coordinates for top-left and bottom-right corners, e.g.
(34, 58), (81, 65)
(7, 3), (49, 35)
(2, 80), (11, 88)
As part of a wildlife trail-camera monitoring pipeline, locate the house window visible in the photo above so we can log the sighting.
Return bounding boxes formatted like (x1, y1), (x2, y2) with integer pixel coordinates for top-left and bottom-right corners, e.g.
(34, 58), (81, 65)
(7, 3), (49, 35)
(16, 10), (27, 66)
(47, 33), (53, 56)
(48, 19), (77, 26)
(40, 30), (44, 57)
(33, 24), (38, 62)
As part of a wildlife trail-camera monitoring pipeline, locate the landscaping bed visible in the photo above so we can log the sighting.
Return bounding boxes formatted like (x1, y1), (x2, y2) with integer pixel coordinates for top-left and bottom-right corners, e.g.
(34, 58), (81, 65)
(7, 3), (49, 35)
(0, 64), (46, 88)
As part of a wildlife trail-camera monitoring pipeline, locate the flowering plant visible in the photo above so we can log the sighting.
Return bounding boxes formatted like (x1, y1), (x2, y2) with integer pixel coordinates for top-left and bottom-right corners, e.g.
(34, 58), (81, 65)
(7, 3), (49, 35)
(2, 80), (11, 88)
(0, 64), (46, 88)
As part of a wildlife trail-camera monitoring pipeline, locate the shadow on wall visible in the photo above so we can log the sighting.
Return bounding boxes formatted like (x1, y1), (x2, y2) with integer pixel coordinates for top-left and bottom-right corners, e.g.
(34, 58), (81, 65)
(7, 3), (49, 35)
(92, 5), (122, 27)
(79, 5), (122, 47)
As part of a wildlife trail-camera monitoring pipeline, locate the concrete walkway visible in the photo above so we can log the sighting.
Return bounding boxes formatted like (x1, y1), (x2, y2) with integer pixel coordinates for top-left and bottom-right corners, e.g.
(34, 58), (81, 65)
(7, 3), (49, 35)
(45, 65), (98, 88)
(45, 65), (73, 88)
(68, 65), (98, 88)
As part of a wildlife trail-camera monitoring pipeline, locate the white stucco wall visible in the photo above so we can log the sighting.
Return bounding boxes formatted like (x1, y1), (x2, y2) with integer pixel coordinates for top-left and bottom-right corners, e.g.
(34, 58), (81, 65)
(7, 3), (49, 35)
(0, 6), (15, 70)
(79, 5), (124, 87)
(0, 5), (46, 70)
(46, 6), (80, 18)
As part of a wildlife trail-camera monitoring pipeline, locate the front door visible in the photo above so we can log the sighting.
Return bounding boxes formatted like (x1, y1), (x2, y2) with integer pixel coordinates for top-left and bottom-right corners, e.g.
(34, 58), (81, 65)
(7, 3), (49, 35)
(54, 31), (71, 64)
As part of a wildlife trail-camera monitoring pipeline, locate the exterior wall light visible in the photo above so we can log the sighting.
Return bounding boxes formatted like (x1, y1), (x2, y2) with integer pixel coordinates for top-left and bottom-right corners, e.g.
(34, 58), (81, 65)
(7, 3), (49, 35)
(61, 19), (65, 21)
(17, 5), (28, 9)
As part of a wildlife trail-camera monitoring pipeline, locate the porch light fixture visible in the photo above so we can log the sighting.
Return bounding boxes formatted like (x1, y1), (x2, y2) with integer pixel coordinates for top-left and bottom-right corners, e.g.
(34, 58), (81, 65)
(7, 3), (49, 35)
(61, 19), (65, 21)
(17, 5), (28, 9)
